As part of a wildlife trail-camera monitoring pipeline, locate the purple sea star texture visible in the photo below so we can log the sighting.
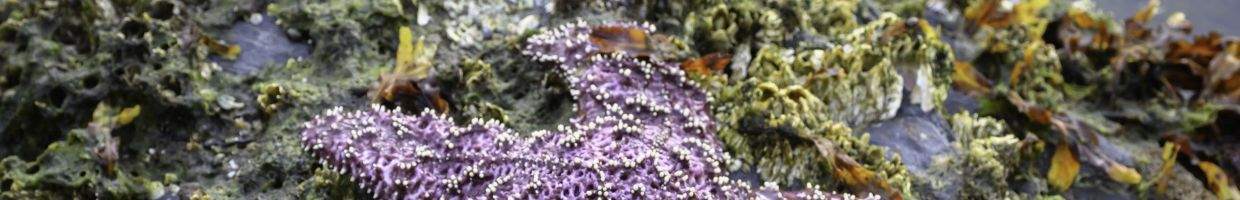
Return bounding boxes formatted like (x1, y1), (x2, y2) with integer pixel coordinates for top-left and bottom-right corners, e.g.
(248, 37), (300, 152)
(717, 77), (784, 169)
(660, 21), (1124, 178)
(301, 21), (876, 199)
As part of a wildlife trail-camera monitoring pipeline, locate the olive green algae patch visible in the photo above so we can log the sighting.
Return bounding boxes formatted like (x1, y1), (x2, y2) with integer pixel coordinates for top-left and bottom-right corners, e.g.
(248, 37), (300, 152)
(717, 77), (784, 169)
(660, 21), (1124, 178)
(1, 128), (155, 199)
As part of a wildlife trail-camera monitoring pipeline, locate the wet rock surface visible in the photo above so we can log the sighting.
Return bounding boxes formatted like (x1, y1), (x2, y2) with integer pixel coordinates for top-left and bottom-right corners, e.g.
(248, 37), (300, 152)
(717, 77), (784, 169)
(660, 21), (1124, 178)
(1094, 0), (1240, 35)
(214, 14), (309, 75)
(864, 98), (955, 173)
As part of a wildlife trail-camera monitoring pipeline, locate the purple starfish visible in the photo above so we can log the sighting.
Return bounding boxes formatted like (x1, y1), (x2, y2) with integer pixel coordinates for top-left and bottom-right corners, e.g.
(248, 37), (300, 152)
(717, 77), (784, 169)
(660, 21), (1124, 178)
(301, 21), (875, 199)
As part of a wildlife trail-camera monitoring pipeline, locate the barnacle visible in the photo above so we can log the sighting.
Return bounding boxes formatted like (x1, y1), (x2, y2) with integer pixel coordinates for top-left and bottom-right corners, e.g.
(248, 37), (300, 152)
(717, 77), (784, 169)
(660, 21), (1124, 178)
(713, 44), (912, 198)
(1008, 42), (1068, 110)
(716, 82), (910, 198)
(684, 3), (784, 53)
(704, 12), (973, 199)
(830, 13), (955, 113)
(792, 47), (904, 125)
(934, 112), (1025, 198)
(766, 0), (861, 35)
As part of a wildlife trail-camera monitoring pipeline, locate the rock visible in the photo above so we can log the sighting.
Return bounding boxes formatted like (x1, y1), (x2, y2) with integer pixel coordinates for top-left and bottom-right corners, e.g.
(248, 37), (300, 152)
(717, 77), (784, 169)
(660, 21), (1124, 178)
(214, 14), (309, 75)
(863, 97), (954, 173)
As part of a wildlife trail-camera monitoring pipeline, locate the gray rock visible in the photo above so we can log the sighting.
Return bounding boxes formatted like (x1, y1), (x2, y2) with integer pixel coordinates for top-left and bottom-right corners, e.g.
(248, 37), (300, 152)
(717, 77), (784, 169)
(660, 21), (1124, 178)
(862, 96), (954, 173)
(215, 14), (310, 75)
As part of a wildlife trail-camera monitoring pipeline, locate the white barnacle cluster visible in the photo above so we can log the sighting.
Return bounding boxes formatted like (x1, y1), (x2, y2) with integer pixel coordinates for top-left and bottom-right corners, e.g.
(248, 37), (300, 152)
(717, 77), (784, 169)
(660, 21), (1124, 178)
(522, 20), (656, 72)
(395, 157), (418, 170)
(413, 145), (434, 158)
(392, 176), (415, 190)
(521, 19), (592, 64)
(624, 93), (671, 115)
(781, 183), (882, 200)
(615, 113), (643, 134)
(443, 175), (464, 191)
(463, 161), (488, 179)
(654, 166), (674, 183)
(302, 106), (347, 164)
(485, 174), (513, 195)
(618, 151), (645, 168)
(556, 124), (586, 147)
(492, 128), (519, 146)
(391, 115), (411, 137)
(583, 54), (711, 132)
(585, 173), (617, 197)
(301, 105), (404, 198)
(527, 21), (756, 198)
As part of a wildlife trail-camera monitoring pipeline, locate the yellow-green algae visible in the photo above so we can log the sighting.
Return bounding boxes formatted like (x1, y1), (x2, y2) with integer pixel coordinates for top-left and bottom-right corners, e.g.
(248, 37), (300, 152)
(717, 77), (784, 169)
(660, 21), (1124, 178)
(696, 6), (956, 198)
(931, 112), (1028, 199)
